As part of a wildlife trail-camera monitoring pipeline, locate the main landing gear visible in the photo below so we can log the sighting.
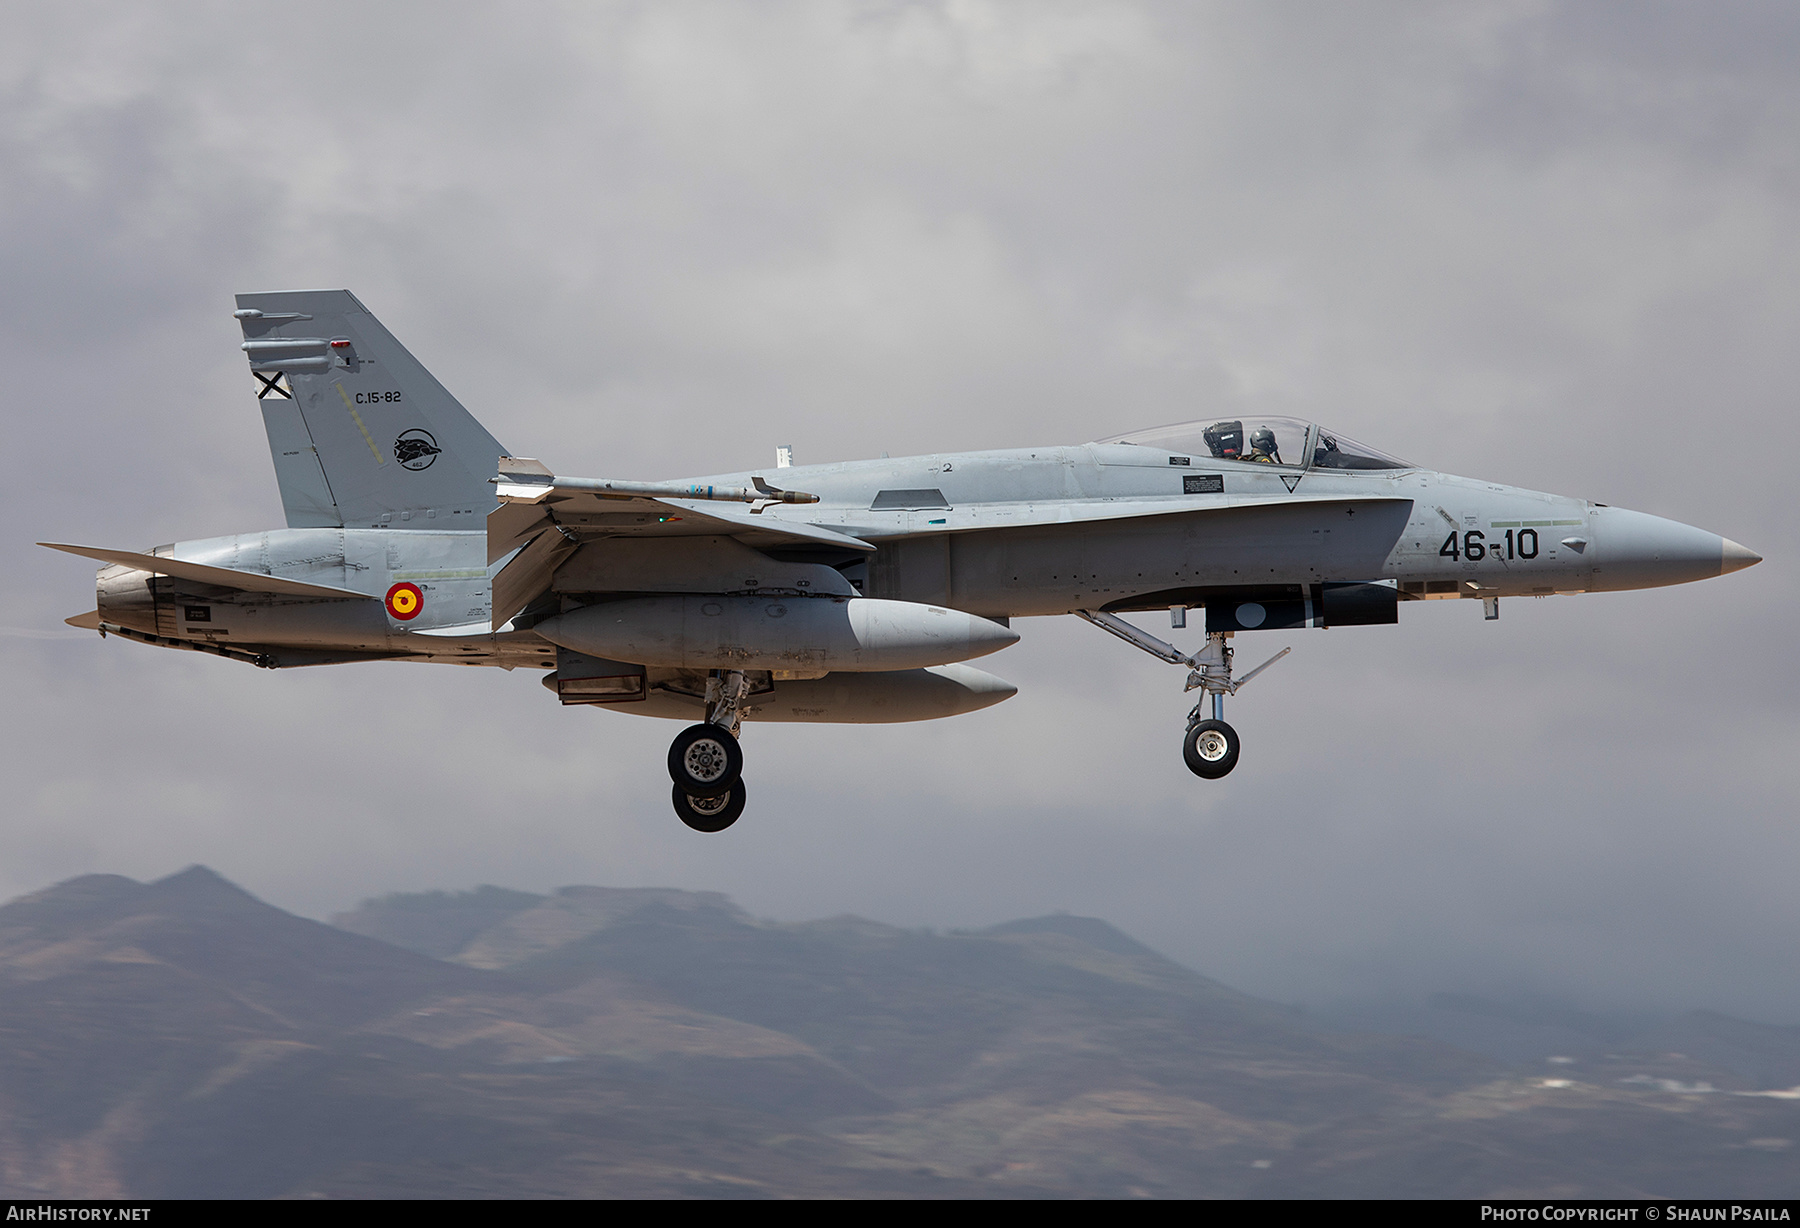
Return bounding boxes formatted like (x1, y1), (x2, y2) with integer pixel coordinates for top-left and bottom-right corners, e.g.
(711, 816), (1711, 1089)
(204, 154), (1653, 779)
(668, 669), (751, 832)
(671, 781), (747, 833)
(1076, 611), (1289, 781)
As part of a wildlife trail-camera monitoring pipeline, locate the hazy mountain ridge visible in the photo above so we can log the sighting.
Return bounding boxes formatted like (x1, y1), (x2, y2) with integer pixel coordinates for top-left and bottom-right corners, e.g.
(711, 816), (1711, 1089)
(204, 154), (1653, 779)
(0, 869), (1792, 1198)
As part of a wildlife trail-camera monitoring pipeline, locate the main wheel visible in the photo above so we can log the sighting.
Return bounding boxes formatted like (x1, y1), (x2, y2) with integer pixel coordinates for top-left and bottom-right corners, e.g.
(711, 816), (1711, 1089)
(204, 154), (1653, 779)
(1183, 719), (1240, 779)
(672, 780), (746, 833)
(668, 723), (742, 798)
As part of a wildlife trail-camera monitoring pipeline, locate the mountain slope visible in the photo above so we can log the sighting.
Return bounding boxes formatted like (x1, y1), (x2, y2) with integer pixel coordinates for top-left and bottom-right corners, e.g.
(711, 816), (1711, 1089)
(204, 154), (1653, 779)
(0, 872), (1790, 1197)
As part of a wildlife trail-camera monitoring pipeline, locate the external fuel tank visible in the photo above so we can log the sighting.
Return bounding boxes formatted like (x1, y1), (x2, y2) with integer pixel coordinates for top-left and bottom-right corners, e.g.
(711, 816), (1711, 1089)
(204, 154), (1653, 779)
(532, 595), (1018, 672)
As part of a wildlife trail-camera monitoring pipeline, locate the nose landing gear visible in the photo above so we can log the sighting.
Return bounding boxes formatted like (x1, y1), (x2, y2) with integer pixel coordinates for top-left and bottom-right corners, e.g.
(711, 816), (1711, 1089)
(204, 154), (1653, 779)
(668, 670), (752, 831)
(1077, 611), (1288, 780)
(1184, 719), (1240, 779)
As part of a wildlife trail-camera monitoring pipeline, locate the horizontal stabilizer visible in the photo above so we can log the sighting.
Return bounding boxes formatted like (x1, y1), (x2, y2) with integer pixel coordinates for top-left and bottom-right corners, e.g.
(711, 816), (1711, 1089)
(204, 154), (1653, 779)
(64, 610), (101, 630)
(38, 543), (375, 600)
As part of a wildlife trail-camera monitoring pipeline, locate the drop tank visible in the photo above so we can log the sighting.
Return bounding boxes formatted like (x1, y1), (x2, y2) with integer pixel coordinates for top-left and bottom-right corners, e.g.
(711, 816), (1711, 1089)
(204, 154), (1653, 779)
(533, 595), (1018, 672)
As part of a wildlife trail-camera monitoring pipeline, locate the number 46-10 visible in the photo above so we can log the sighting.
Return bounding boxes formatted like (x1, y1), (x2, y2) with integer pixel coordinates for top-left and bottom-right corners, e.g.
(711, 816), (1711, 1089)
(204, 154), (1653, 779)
(1440, 529), (1538, 561)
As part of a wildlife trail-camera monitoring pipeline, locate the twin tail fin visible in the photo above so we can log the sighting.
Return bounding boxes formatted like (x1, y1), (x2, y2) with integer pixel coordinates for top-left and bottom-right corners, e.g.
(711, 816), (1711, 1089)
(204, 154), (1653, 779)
(236, 290), (507, 530)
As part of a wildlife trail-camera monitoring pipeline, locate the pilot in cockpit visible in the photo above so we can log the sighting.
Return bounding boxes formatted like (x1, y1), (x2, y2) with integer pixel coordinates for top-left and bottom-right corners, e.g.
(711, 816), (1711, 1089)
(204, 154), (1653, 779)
(1244, 427), (1281, 465)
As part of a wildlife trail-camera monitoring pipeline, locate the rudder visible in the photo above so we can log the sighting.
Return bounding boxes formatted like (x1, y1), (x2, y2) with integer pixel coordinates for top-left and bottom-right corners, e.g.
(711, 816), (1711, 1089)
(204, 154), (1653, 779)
(236, 290), (507, 529)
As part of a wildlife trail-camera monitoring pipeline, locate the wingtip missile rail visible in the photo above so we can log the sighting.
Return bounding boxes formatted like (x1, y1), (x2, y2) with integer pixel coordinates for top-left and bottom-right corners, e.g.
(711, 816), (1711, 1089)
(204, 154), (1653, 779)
(493, 458), (819, 506)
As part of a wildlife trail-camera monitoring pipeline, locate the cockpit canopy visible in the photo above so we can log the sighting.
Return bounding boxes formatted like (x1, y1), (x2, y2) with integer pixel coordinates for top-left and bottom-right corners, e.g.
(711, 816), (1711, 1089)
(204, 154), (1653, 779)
(1096, 415), (1411, 471)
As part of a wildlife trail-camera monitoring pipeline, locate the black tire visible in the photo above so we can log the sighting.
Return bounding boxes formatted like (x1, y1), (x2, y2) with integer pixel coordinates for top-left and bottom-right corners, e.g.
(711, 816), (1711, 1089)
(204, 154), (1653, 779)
(1183, 719), (1240, 779)
(668, 723), (742, 798)
(672, 780), (746, 833)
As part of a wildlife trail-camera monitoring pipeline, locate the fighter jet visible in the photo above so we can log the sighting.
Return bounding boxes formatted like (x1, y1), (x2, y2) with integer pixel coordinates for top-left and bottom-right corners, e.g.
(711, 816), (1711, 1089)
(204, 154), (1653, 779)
(43, 290), (1761, 831)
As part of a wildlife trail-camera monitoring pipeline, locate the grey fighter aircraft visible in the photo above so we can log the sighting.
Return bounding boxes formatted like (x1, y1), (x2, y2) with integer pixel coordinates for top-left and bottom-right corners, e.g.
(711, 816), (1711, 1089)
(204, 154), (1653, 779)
(44, 290), (1761, 831)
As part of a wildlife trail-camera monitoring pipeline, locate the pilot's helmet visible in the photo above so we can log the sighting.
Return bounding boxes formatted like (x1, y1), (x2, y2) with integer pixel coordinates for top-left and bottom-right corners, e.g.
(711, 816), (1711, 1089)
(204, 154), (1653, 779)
(1249, 427), (1277, 455)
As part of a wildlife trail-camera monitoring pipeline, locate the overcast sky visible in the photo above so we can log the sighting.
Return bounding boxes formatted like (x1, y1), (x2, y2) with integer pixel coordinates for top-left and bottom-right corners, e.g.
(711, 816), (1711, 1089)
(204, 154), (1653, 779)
(2, 1), (1795, 1022)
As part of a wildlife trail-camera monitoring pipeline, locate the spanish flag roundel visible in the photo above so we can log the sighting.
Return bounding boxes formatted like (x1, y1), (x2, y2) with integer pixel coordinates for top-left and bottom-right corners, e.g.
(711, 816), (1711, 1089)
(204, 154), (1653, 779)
(385, 582), (424, 621)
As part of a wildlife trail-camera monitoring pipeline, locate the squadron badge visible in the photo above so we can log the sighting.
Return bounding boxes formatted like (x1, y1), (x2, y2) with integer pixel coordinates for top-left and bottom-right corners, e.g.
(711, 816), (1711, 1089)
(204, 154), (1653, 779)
(394, 429), (442, 470)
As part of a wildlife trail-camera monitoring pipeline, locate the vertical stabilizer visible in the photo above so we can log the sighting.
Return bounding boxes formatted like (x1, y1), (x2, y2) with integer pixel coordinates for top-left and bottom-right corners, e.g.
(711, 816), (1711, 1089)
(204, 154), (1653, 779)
(236, 290), (507, 530)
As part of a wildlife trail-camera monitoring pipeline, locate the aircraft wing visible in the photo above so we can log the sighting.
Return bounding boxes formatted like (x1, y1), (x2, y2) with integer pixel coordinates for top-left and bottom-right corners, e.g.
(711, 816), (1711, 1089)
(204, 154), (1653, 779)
(486, 459), (873, 627)
(489, 494), (875, 563)
(38, 543), (376, 600)
(489, 460), (871, 561)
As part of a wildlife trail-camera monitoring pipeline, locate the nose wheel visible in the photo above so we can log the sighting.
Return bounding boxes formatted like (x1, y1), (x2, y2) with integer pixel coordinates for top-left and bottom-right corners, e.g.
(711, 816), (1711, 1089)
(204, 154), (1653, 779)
(1183, 718), (1240, 779)
(668, 669), (752, 831)
(1077, 612), (1289, 782)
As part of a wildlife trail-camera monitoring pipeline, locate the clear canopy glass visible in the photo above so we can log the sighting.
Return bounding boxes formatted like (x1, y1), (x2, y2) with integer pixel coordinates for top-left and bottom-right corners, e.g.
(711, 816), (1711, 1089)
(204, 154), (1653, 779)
(1309, 426), (1411, 471)
(1096, 415), (1411, 471)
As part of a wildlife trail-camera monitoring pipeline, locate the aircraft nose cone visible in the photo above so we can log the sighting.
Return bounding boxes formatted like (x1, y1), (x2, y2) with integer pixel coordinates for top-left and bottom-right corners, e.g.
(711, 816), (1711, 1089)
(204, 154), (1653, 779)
(1591, 508), (1757, 591)
(1721, 539), (1762, 574)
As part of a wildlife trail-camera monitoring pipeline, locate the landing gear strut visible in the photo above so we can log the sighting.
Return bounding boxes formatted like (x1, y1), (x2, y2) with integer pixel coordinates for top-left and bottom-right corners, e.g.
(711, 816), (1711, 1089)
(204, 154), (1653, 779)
(668, 670), (751, 830)
(1076, 612), (1289, 781)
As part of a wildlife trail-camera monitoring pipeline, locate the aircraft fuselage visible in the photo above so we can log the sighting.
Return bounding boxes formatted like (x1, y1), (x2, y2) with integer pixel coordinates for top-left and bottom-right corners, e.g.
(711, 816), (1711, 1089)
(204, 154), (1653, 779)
(90, 444), (1745, 667)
